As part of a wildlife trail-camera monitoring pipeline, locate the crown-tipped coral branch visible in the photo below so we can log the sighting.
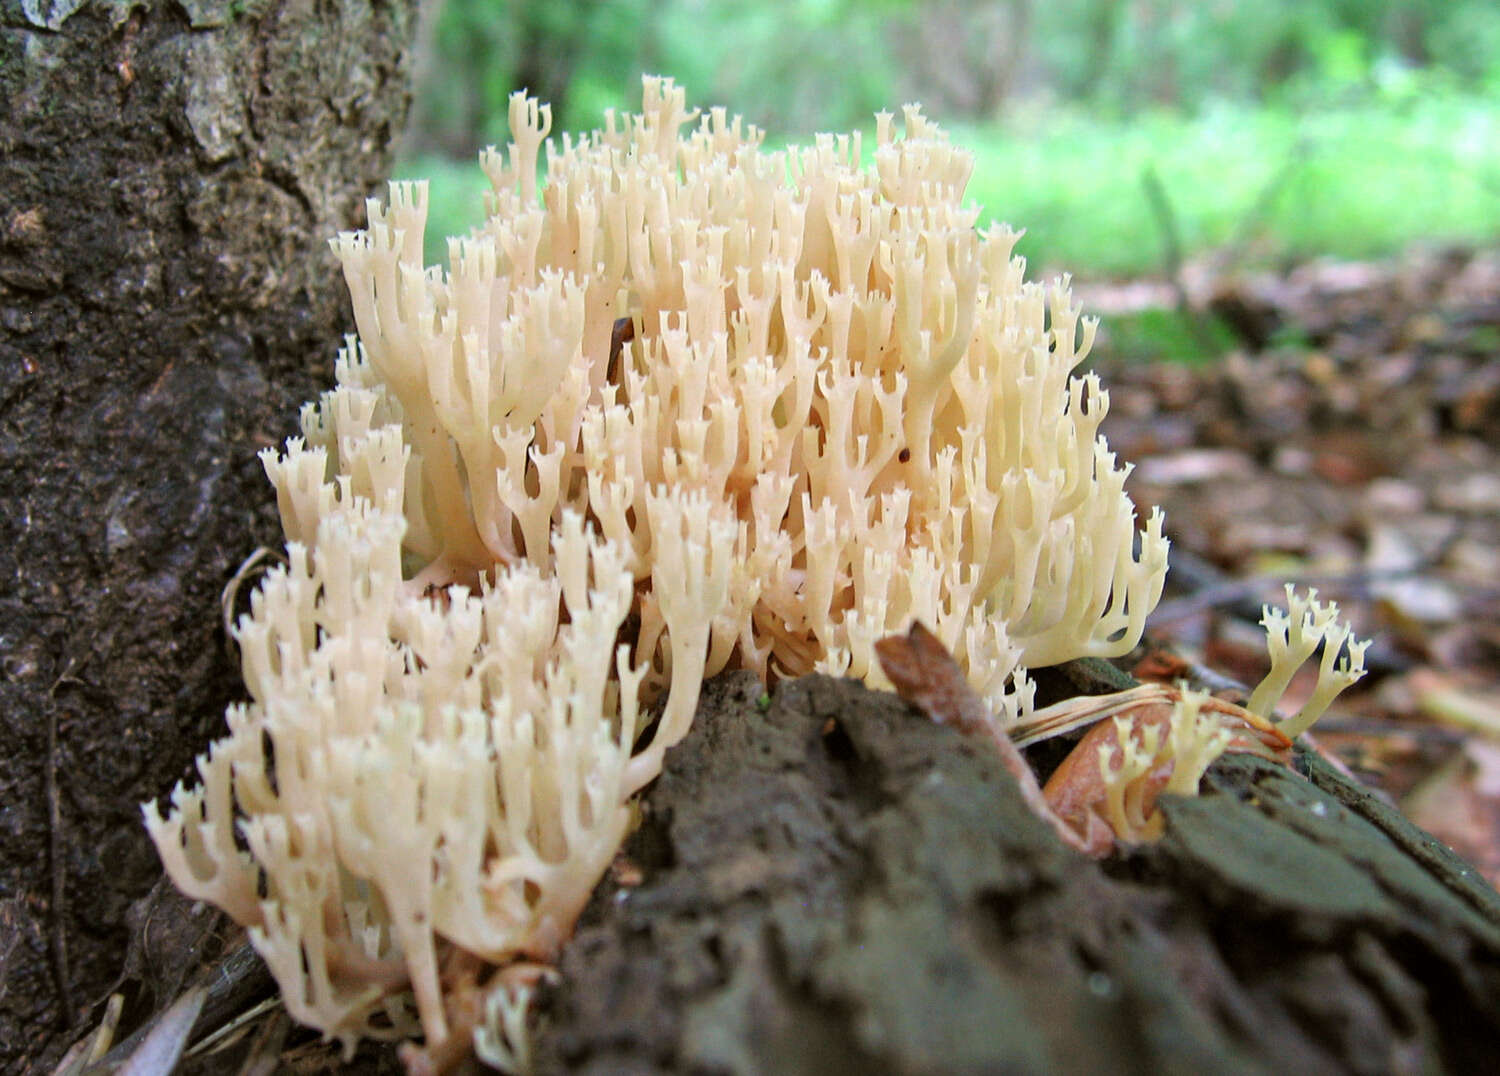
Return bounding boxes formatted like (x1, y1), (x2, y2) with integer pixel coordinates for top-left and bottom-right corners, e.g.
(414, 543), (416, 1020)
(1248, 584), (1371, 737)
(1040, 687), (1237, 854)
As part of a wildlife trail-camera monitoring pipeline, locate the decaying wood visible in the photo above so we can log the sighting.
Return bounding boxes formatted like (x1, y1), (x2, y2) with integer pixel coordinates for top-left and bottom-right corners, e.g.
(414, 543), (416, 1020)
(875, 621), (1104, 856)
(533, 671), (1500, 1075)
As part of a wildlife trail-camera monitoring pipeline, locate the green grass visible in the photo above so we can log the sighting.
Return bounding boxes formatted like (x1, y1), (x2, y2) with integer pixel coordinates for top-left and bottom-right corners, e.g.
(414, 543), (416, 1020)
(960, 91), (1500, 277)
(398, 90), (1500, 280)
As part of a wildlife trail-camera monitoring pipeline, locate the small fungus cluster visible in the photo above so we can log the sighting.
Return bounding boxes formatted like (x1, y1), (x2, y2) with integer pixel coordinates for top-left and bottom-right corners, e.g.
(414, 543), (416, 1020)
(143, 79), (1361, 1071)
(880, 585), (1368, 858)
(1019, 585), (1369, 854)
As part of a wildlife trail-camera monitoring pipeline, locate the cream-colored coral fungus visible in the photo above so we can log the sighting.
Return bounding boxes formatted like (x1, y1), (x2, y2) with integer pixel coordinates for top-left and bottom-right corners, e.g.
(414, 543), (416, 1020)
(1023, 585), (1369, 856)
(329, 76), (1164, 715)
(145, 77), (1169, 1068)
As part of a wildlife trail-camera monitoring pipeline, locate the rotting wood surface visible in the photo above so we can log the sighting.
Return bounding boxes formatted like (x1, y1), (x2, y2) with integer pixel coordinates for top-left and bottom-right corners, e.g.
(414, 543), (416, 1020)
(536, 670), (1500, 1076)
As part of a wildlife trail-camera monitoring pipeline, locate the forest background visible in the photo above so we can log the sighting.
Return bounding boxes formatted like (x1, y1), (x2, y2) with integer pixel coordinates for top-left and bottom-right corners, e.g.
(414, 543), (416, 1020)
(403, 0), (1500, 300)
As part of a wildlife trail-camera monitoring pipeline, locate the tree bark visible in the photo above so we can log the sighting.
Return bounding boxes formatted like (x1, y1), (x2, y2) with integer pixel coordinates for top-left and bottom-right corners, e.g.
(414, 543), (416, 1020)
(537, 671), (1500, 1075)
(0, 1), (420, 1069)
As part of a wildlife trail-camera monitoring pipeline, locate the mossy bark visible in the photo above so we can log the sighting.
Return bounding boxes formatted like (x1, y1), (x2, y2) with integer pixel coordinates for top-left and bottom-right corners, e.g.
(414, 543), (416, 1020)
(0, 2), (419, 1068)
(538, 672), (1500, 1075)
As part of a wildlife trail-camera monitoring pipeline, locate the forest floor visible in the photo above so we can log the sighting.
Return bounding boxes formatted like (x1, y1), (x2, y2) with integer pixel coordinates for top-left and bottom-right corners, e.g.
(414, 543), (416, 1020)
(1088, 242), (1500, 887)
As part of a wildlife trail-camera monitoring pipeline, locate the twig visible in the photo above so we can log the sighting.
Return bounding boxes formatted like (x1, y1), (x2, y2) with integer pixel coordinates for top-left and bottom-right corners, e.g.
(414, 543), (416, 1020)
(875, 622), (1099, 856)
(182, 996), (280, 1059)
(0, 902), (20, 1006)
(605, 315), (636, 385)
(86, 995), (125, 1065)
(1151, 570), (1351, 625)
(48, 1035), (91, 1076)
(45, 654), (92, 1030)
(1134, 644), (1251, 698)
(82, 943), (275, 1075)
(46, 995), (121, 1074)
(233, 1008), (290, 1076)
(1310, 716), (1466, 744)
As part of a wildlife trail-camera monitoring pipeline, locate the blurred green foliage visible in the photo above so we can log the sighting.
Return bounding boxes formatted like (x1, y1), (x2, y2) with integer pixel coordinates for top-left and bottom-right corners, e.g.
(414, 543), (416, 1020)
(407, 0), (1500, 151)
(1097, 308), (1240, 366)
(398, 0), (1500, 277)
(958, 91), (1500, 275)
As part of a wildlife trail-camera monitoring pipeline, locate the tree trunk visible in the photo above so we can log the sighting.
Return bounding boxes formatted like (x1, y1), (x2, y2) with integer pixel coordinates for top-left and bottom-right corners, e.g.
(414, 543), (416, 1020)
(537, 671), (1500, 1075)
(0, 1), (420, 1069)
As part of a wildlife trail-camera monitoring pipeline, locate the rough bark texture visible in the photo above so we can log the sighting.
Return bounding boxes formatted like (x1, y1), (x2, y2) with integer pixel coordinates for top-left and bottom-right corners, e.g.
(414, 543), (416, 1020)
(0, 1), (420, 1069)
(537, 671), (1500, 1075)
